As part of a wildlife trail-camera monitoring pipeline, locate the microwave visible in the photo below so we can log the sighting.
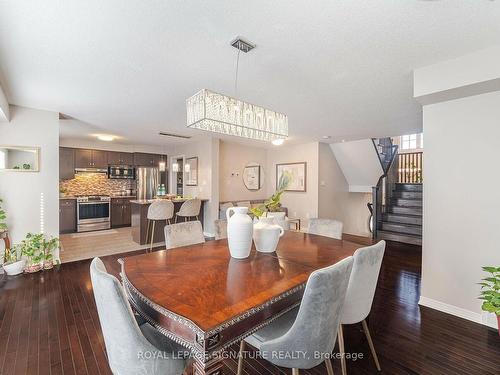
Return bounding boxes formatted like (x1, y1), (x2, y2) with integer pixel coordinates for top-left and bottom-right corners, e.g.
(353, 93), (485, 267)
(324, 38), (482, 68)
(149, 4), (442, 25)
(108, 165), (136, 179)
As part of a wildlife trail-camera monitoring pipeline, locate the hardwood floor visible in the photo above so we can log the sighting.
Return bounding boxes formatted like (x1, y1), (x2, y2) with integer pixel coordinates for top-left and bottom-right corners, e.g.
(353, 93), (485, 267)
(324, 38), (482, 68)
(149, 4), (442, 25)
(0, 241), (498, 375)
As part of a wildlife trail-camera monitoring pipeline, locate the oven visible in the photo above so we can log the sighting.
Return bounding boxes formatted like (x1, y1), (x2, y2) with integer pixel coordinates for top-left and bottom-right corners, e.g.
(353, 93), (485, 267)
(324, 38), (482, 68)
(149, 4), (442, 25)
(77, 196), (111, 232)
(108, 165), (136, 179)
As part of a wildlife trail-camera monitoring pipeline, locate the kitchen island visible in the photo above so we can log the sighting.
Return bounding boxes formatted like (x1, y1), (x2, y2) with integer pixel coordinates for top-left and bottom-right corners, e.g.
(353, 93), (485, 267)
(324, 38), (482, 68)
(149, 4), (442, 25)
(130, 199), (208, 245)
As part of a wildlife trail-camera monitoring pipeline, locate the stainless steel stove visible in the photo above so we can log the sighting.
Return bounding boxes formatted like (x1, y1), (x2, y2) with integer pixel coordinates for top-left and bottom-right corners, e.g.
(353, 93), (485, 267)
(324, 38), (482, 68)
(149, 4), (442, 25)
(76, 195), (111, 232)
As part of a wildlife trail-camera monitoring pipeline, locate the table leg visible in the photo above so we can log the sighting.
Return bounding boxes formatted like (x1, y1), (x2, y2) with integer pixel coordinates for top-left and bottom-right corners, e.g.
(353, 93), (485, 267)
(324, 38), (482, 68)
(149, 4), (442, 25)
(192, 354), (224, 375)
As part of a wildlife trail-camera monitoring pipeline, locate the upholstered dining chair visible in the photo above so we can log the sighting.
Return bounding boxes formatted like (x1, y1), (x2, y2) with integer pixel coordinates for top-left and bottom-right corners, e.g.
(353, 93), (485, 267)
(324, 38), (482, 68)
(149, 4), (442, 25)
(237, 257), (354, 375)
(307, 218), (343, 240)
(147, 200), (174, 252)
(175, 198), (201, 223)
(90, 258), (187, 375)
(214, 219), (227, 240)
(164, 221), (205, 249)
(337, 240), (386, 375)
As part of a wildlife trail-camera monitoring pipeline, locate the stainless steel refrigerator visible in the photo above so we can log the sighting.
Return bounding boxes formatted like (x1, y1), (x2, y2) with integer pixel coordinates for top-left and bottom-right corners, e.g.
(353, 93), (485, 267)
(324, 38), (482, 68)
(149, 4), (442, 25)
(137, 167), (159, 199)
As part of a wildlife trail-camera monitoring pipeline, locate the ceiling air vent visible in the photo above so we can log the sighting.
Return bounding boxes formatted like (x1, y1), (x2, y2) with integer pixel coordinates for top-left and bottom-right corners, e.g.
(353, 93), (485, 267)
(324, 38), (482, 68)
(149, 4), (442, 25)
(159, 132), (192, 139)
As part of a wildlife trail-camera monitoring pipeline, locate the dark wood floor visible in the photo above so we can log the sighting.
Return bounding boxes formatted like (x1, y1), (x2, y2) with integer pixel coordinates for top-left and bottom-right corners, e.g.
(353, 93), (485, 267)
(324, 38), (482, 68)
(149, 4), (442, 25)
(1, 241), (499, 375)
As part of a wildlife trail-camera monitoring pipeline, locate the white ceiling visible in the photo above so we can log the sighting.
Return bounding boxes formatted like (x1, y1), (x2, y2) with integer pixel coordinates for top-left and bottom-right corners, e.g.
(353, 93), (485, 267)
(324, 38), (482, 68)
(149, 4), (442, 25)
(1, 0), (500, 147)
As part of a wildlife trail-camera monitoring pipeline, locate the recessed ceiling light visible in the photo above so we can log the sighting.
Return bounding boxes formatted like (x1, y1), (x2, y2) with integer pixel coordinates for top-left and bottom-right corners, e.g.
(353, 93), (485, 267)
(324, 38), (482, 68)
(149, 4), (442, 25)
(97, 135), (115, 142)
(272, 138), (285, 146)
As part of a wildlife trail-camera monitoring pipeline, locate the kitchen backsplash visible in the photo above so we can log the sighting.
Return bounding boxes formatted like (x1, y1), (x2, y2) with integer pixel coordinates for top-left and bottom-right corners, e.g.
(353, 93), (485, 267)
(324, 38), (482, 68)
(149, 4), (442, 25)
(60, 173), (136, 196)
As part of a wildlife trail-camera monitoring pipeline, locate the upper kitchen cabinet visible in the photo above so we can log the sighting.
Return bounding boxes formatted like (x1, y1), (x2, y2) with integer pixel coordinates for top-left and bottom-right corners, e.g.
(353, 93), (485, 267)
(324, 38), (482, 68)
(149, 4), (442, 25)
(133, 152), (163, 166)
(107, 151), (134, 165)
(75, 149), (108, 169)
(59, 147), (75, 180)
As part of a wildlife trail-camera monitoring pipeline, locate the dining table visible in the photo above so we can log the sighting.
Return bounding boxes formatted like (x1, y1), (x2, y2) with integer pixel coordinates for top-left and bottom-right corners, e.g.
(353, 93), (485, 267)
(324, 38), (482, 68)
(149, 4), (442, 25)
(119, 231), (363, 375)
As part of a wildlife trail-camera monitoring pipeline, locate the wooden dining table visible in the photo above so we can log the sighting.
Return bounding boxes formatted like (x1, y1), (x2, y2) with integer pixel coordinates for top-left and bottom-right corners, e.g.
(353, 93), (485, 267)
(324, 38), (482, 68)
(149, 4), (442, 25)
(120, 231), (362, 375)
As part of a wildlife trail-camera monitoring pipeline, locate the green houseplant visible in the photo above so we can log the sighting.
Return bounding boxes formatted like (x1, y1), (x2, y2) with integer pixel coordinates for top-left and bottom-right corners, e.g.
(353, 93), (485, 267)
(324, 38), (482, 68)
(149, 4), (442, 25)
(2, 243), (26, 276)
(43, 236), (60, 270)
(478, 266), (500, 335)
(249, 171), (292, 218)
(0, 198), (7, 232)
(20, 233), (61, 272)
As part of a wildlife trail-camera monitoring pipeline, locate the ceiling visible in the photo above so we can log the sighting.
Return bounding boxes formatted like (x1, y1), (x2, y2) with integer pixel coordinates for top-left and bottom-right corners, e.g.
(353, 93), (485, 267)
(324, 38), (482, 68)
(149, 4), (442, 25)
(1, 0), (500, 147)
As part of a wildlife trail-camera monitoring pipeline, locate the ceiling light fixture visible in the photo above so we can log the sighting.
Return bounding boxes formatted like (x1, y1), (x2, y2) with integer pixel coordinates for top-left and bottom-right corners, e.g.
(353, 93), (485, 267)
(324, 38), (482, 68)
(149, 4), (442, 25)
(97, 135), (115, 142)
(186, 38), (288, 143)
(272, 138), (285, 146)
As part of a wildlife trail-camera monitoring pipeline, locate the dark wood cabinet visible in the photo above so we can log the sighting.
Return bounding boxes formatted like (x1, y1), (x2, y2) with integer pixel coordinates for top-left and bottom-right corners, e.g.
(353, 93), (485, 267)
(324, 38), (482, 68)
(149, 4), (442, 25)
(75, 149), (108, 169)
(59, 147), (75, 180)
(59, 199), (76, 233)
(111, 198), (132, 227)
(108, 151), (134, 165)
(134, 152), (163, 167)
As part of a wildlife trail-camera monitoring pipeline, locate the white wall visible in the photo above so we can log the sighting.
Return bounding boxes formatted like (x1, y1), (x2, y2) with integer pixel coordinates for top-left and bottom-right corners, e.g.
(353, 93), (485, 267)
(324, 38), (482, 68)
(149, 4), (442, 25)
(0, 83), (9, 122)
(0, 106), (59, 244)
(168, 138), (219, 236)
(219, 141), (268, 202)
(422, 91), (500, 327)
(318, 143), (371, 237)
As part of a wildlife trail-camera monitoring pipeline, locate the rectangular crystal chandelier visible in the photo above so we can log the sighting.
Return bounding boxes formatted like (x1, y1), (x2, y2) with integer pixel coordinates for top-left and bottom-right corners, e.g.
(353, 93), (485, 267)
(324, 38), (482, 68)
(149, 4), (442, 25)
(186, 89), (288, 142)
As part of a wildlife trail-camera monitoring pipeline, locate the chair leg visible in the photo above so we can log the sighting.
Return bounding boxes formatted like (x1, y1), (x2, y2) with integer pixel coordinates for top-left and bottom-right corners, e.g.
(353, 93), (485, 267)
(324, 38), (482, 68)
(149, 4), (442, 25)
(292, 369), (300, 375)
(325, 359), (334, 375)
(185, 217), (187, 222)
(338, 324), (347, 375)
(362, 320), (381, 371)
(146, 220), (151, 252)
(149, 221), (156, 252)
(237, 340), (245, 375)
(196, 215), (199, 221)
(175, 215), (178, 223)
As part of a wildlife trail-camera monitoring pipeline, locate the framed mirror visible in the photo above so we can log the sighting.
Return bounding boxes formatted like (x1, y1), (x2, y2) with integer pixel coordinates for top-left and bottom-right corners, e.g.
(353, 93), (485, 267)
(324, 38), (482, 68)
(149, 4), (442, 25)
(0, 146), (40, 172)
(185, 157), (198, 186)
(243, 163), (264, 191)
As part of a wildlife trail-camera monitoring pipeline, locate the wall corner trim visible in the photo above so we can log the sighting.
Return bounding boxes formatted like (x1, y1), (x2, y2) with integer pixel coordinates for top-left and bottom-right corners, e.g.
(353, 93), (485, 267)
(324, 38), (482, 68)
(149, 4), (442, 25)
(418, 296), (497, 329)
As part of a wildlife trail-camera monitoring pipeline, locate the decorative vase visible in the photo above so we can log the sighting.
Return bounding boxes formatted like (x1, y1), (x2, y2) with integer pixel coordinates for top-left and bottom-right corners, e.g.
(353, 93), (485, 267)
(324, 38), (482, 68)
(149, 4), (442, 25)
(2, 259), (26, 276)
(253, 217), (284, 253)
(25, 262), (41, 273)
(265, 211), (290, 231)
(226, 207), (253, 259)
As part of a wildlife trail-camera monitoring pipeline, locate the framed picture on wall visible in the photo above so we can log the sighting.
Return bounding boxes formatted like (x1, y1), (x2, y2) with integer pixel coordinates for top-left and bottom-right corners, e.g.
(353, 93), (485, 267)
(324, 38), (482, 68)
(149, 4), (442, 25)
(185, 157), (198, 186)
(243, 165), (261, 191)
(276, 162), (307, 192)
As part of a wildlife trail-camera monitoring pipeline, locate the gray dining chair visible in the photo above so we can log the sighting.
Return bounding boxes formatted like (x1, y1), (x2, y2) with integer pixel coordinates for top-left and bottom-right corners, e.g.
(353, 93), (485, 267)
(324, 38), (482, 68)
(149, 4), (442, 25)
(337, 240), (386, 375)
(237, 257), (354, 375)
(147, 200), (175, 252)
(214, 219), (227, 240)
(308, 218), (343, 240)
(164, 221), (205, 249)
(175, 198), (201, 222)
(90, 258), (187, 375)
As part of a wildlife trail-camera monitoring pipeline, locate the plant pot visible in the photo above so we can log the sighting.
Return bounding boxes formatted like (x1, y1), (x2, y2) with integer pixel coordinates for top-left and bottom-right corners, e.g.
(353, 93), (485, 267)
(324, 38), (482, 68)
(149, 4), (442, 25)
(25, 263), (42, 273)
(43, 260), (54, 270)
(3, 259), (26, 276)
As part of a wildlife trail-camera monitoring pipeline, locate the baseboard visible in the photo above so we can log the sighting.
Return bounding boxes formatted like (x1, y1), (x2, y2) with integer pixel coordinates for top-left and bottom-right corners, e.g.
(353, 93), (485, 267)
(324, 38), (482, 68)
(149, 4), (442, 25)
(419, 296), (497, 329)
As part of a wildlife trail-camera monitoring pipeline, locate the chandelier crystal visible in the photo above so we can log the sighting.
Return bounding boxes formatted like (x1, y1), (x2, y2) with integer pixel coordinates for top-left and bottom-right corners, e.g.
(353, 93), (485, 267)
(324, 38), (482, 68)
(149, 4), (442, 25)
(186, 89), (288, 142)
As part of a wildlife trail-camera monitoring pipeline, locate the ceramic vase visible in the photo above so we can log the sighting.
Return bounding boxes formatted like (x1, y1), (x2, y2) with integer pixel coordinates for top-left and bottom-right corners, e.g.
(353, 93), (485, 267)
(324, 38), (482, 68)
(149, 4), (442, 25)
(226, 207), (253, 259)
(2, 259), (26, 276)
(265, 211), (290, 230)
(253, 217), (284, 253)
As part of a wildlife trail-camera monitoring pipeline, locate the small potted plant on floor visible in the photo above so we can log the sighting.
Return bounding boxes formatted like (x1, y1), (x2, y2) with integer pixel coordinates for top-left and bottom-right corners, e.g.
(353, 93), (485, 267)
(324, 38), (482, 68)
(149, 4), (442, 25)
(2, 244), (25, 276)
(479, 266), (500, 335)
(20, 233), (45, 273)
(43, 236), (60, 270)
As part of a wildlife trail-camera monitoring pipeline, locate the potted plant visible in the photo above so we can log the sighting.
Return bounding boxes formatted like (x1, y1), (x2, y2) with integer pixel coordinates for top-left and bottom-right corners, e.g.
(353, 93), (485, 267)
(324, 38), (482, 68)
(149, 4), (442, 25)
(43, 236), (60, 270)
(478, 266), (500, 335)
(20, 233), (45, 273)
(249, 171), (292, 218)
(2, 244), (25, 276)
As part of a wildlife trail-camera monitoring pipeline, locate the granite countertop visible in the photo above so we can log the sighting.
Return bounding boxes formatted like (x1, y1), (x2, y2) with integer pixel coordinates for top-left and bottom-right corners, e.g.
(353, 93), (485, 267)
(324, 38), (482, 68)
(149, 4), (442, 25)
(131, 198), (208, 204)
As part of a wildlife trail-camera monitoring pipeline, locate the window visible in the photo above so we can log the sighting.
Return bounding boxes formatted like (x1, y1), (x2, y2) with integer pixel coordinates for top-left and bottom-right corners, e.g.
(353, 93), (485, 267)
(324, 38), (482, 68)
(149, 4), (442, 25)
(401, 134), (418, 150)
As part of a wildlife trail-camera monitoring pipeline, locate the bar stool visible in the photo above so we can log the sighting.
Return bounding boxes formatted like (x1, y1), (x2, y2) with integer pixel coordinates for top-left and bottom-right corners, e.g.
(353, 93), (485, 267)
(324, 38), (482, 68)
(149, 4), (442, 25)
(146, 200), (174, 252)
(175, 198), (201, 223)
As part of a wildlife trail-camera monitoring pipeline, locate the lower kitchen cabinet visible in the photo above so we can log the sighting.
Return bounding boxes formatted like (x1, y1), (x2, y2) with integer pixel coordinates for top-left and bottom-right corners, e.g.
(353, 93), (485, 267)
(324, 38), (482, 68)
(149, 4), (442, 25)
(59, 199), (76, 233)
(111, 198), (132, 227)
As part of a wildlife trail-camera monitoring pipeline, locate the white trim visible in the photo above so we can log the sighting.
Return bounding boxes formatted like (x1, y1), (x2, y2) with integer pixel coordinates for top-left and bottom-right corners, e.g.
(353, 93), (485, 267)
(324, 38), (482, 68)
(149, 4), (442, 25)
(419, 296), (497, 329)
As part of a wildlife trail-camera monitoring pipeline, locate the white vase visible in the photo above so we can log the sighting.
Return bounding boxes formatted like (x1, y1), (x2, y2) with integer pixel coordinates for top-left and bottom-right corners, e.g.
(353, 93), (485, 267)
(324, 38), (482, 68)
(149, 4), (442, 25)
(3, 259), (26, 276)
(253, 217), (284, 253)
(265, 211), (290, 231)
(226, 206), (253, 259)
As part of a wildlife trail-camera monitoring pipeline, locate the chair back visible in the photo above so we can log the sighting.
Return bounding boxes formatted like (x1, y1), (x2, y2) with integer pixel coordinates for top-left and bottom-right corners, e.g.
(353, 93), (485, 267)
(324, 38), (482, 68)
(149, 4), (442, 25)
(260, 257), (354, 369)
(177, 198), (201, 217)
(90, 258), (155, 374)
(214, 219), (228, 240)
(308, 218), (343, 240)
(147, 200), (174, 221)
(341, 240), (386, 324)
(164, 221), (205, 249)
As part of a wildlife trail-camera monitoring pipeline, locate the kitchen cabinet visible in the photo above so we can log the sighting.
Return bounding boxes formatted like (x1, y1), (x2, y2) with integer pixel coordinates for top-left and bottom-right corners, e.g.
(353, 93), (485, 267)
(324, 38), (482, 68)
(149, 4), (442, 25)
(107, 151), (134, 165)
(59, 147), (75, 180)
(75, 149), (108, 169)
(133, 152), (163, 167)
(59, 199), (76, 233)
(111, 198), (132, 227)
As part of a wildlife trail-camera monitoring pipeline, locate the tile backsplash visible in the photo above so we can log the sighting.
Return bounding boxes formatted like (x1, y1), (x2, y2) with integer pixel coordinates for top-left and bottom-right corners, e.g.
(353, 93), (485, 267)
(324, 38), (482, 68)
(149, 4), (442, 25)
(60, 173), (136, 196)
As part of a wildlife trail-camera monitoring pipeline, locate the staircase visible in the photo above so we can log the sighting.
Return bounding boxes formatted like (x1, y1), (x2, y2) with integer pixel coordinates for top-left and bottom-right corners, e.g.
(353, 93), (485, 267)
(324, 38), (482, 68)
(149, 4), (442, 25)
(377, 183), (422, 245)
